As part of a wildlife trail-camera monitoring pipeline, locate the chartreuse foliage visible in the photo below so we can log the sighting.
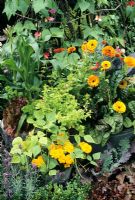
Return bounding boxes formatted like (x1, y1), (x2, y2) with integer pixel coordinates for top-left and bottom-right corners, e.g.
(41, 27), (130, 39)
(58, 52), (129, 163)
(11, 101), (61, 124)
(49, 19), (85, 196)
(22, 82), (87, 134)
(10, 82), (100, 175)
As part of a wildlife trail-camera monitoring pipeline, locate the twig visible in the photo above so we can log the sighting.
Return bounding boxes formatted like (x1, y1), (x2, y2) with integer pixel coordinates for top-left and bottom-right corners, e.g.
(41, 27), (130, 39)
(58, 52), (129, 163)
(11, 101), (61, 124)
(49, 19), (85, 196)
(16, 13), (38, 22)
(69, 3), (122, 23)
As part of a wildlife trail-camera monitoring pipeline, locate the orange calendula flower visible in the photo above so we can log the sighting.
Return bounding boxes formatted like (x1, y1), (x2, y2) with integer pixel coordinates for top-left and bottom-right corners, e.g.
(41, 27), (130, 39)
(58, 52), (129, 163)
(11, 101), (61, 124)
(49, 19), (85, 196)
(101, 61), (111, 70)
(81, 42), (88, 52)
(119, 80), (128, 89)
(112, 101), (126, 113)
(102, 46), (116, 57)
(32, 155), (45, 168)
(87, 40), (98, 53)
(79, 142), (92, 154)
(87, 75), (100, 87)
(124, 56), (135, 67)
(67, 46), (76, 53)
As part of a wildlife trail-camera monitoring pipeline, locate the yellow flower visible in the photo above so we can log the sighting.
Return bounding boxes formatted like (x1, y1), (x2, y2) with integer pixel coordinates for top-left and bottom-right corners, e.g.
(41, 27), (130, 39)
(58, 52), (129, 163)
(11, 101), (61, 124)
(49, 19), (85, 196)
(81, 43), (88, 52)
(49, 144), (64, 159)
(101, 61), (111, 70)
(87, 75), (100, 87)
(124, 56), (135, 67)
(87, 40), (98, 53)
(58, 154), (66, 164)
(64, 154), (74, 168)
(79, 142), (92, 154)
(32, 155), (45, 167)
(102, 46), (115, 57)
(119, 80), (128, 89)
(67, 46), (76, 53)
(63, 141), (74, 153)
(112, 101), (126, 113)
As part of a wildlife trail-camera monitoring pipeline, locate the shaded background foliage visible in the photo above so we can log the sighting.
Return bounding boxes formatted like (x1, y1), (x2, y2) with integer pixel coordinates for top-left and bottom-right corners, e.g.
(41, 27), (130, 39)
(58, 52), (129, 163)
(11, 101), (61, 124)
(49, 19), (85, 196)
(0, 0), (135, 52)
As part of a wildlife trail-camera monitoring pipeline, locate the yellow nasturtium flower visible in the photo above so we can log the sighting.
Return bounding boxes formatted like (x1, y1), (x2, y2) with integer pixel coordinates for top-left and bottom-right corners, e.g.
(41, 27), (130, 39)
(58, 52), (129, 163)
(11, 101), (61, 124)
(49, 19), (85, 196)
(79, 142), (92, 154)
(67, 46), (76, 53)
(32, 155), (45, 168)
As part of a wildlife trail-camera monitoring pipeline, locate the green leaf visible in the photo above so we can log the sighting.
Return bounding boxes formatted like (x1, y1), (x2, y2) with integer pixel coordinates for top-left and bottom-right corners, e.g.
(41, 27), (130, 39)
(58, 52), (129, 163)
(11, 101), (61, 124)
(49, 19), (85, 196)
(12, 137), (23, 146)
(84, 135), (95, 143)
(46, 112), (56, 122)
(90, 160), (98, 166)
(92, 152), (101, 160)
(50, 28), (64, 38)
(31, 135), (38, 145)
(11, 155), (21, 164)
(37, 131), (45, 138)
(74, 148), (85, 159)
(32, 145), (41, 157)
(49, 169), (57, 176)
(87, 155), (92, 161)
(24, 20), (36, 30)
(16, 113), (27, 134)
(32, 0), (46, 13)
(13, 22), (24, 33)
(78, 0), (90, 12)
(74, 135), (80, 144)
(39, 137), (48, 146)
(18, 0), (30, 15)
(42, 29), (52, 41)
(3, 0), (18, 19)
(48, 158), (58, 170)
(10, 148), (22, 155)
(20, 154), (27, 165)
(123, 117), (133, 128)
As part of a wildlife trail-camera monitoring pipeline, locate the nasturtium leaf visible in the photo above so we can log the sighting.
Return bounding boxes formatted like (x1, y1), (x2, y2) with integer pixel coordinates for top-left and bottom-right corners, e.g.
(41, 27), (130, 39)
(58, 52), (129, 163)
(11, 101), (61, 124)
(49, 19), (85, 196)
(39, 137), (48, 146)
(37, 131), (45, 138)
(48, 159), (58, 170)
(12, 137), (23, 146)
(11, 155), (21, 164)
(90, 161), (98, 166)
(49, 169), (57, 176)
(84, 135), (95, 143)
(32, 145), (41, 157)
(87, 155), (92, 161)
(92, 152), (101, 160)
(74, 135), (81, 144)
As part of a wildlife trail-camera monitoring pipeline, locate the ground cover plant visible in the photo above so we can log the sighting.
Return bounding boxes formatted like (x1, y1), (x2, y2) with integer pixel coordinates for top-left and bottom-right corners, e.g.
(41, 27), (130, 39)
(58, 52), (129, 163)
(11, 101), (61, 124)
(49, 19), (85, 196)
(0, 0), (135, 199)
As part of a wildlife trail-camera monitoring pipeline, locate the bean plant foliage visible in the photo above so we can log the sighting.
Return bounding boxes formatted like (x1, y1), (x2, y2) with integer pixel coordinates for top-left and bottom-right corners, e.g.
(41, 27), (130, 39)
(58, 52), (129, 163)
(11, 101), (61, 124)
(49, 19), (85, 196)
(3, 0), (135, 52)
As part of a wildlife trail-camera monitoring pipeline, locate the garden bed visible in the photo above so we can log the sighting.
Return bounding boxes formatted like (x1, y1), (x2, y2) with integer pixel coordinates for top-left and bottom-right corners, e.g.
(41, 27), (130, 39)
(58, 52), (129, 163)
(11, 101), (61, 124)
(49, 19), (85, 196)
(0, 0), (135, 199)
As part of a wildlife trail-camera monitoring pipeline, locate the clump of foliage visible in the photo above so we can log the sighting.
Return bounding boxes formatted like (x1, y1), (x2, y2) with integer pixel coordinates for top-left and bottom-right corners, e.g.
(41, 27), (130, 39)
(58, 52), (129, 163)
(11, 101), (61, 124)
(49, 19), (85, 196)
(32, 176), (90, 200)
(101, 138), (131, 173)
(3, 0), (135, 53)
(0, 147), (90, 200)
